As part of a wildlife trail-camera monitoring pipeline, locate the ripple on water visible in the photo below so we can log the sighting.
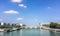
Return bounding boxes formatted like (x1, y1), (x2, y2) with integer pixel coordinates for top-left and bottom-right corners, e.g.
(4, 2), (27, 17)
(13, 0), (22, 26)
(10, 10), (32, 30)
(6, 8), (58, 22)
(0, 29), (60, 36)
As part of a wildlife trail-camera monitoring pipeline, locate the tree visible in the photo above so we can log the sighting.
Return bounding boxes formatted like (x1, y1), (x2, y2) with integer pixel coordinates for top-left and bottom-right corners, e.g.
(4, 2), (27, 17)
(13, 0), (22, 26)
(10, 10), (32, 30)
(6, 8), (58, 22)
(50, 22), (57, 28)
(56, 24), (60, 29)
(22, 24), (26, 26)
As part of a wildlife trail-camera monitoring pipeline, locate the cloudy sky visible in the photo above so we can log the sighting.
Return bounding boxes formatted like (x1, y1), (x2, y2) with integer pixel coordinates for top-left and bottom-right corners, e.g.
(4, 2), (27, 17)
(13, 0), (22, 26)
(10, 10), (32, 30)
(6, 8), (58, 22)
(0, 0), (60, 26)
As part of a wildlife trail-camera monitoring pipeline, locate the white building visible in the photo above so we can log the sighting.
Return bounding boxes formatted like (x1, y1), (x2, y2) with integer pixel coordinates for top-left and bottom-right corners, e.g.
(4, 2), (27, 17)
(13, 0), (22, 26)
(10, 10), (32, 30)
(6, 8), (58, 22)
(1, 22), (4, 25)
(20, 23), (23, 26)
(40, 22), (50, 26)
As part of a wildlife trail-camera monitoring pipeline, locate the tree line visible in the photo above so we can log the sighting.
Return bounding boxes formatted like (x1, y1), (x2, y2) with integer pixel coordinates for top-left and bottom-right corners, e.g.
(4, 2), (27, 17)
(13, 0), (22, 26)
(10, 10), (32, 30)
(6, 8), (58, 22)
(50, 22), (60, 29)
(0, 22), (26, 28)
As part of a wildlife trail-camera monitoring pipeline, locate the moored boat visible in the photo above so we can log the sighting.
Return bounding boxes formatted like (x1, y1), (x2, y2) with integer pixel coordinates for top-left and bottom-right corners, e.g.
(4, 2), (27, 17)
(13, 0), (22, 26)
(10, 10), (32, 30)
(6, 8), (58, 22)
(0, 29), (4, 32)
(12, 28), (17, 31)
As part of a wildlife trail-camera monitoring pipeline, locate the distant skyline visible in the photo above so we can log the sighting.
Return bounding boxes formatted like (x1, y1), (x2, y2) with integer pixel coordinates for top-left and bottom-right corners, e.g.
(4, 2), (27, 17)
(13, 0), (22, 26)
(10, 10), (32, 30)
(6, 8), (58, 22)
(0, 0), (60, 26)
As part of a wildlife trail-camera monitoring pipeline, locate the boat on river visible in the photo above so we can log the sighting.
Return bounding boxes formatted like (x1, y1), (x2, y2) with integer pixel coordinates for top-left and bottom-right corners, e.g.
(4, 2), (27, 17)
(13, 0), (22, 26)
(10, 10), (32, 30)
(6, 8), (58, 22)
(0, 29), (4, 32)
(12, 28), (17, 31)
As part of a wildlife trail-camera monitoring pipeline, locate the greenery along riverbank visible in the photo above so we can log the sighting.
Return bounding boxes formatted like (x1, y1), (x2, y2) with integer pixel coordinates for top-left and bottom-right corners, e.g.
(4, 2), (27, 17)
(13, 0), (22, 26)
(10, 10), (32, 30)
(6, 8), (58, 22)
(0, 22), (26, 28)
(50, 22), (60, 29)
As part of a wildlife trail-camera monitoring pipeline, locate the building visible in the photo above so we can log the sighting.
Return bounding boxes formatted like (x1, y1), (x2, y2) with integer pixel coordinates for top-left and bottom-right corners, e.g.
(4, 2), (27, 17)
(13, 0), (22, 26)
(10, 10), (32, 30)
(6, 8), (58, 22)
(20, 23), (23, 26)
(40, 22), (60, 27)
(40, 22), (50, 26)
(1, 22), (4, 25)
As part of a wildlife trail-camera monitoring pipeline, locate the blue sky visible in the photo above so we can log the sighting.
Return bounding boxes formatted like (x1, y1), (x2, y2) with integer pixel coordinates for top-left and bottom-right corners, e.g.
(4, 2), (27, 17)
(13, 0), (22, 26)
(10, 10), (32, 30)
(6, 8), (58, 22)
(0, 0), (60, 26)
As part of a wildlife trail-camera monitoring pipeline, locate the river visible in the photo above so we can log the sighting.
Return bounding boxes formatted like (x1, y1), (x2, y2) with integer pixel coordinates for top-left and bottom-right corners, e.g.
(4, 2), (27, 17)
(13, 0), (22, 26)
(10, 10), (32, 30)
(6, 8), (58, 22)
(0, 29), (60, 36)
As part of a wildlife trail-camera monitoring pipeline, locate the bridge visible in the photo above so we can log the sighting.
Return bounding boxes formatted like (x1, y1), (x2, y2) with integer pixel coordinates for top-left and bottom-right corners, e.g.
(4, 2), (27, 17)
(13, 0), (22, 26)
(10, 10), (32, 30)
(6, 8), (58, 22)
(22, 26), (41, 29)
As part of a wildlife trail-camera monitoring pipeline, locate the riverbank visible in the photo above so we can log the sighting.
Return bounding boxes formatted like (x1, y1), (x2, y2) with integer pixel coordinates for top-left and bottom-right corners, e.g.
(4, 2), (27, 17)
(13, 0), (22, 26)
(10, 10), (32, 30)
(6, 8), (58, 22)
(40, 26), (52, 30)
(0, 28), (21, 32)
(40, 26), (60, 32)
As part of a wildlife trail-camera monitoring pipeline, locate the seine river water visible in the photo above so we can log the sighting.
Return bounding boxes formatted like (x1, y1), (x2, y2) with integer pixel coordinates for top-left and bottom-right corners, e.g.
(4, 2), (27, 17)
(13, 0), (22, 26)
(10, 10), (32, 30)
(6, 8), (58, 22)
(0, 29), (60, 36)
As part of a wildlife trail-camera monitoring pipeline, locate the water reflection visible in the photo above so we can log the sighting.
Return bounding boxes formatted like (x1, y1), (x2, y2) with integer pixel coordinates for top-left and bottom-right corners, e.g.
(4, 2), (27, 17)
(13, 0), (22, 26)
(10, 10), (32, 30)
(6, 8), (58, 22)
(40, 29), (60, 36)
(20, 29), (22, 36)
(49, 31), (60, 36)
(40, 29), (50, 36)
(0, 29), (60, 36)
(0, 32), (4, 36)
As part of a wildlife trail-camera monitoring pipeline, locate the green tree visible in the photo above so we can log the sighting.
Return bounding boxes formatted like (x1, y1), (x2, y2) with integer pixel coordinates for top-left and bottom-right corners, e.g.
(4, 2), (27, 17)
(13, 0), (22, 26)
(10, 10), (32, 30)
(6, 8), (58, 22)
(50, 22), (57, 28)
(56, 24), (60, 29)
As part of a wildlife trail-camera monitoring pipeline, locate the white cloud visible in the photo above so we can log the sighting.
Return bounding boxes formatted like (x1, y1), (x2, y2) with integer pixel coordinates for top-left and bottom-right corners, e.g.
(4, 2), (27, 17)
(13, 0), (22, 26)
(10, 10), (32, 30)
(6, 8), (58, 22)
(18, 4), (27, 8)
(16, 18), (23, 20)
(11, 0), (22, 3)
(4, 10), (19, 14)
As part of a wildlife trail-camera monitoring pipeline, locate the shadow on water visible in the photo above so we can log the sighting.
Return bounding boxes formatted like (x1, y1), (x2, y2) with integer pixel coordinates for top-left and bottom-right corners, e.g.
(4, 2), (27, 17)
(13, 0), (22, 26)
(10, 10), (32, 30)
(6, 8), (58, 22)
(40, 29), (60, 36)
(49, 31), (60, 36)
